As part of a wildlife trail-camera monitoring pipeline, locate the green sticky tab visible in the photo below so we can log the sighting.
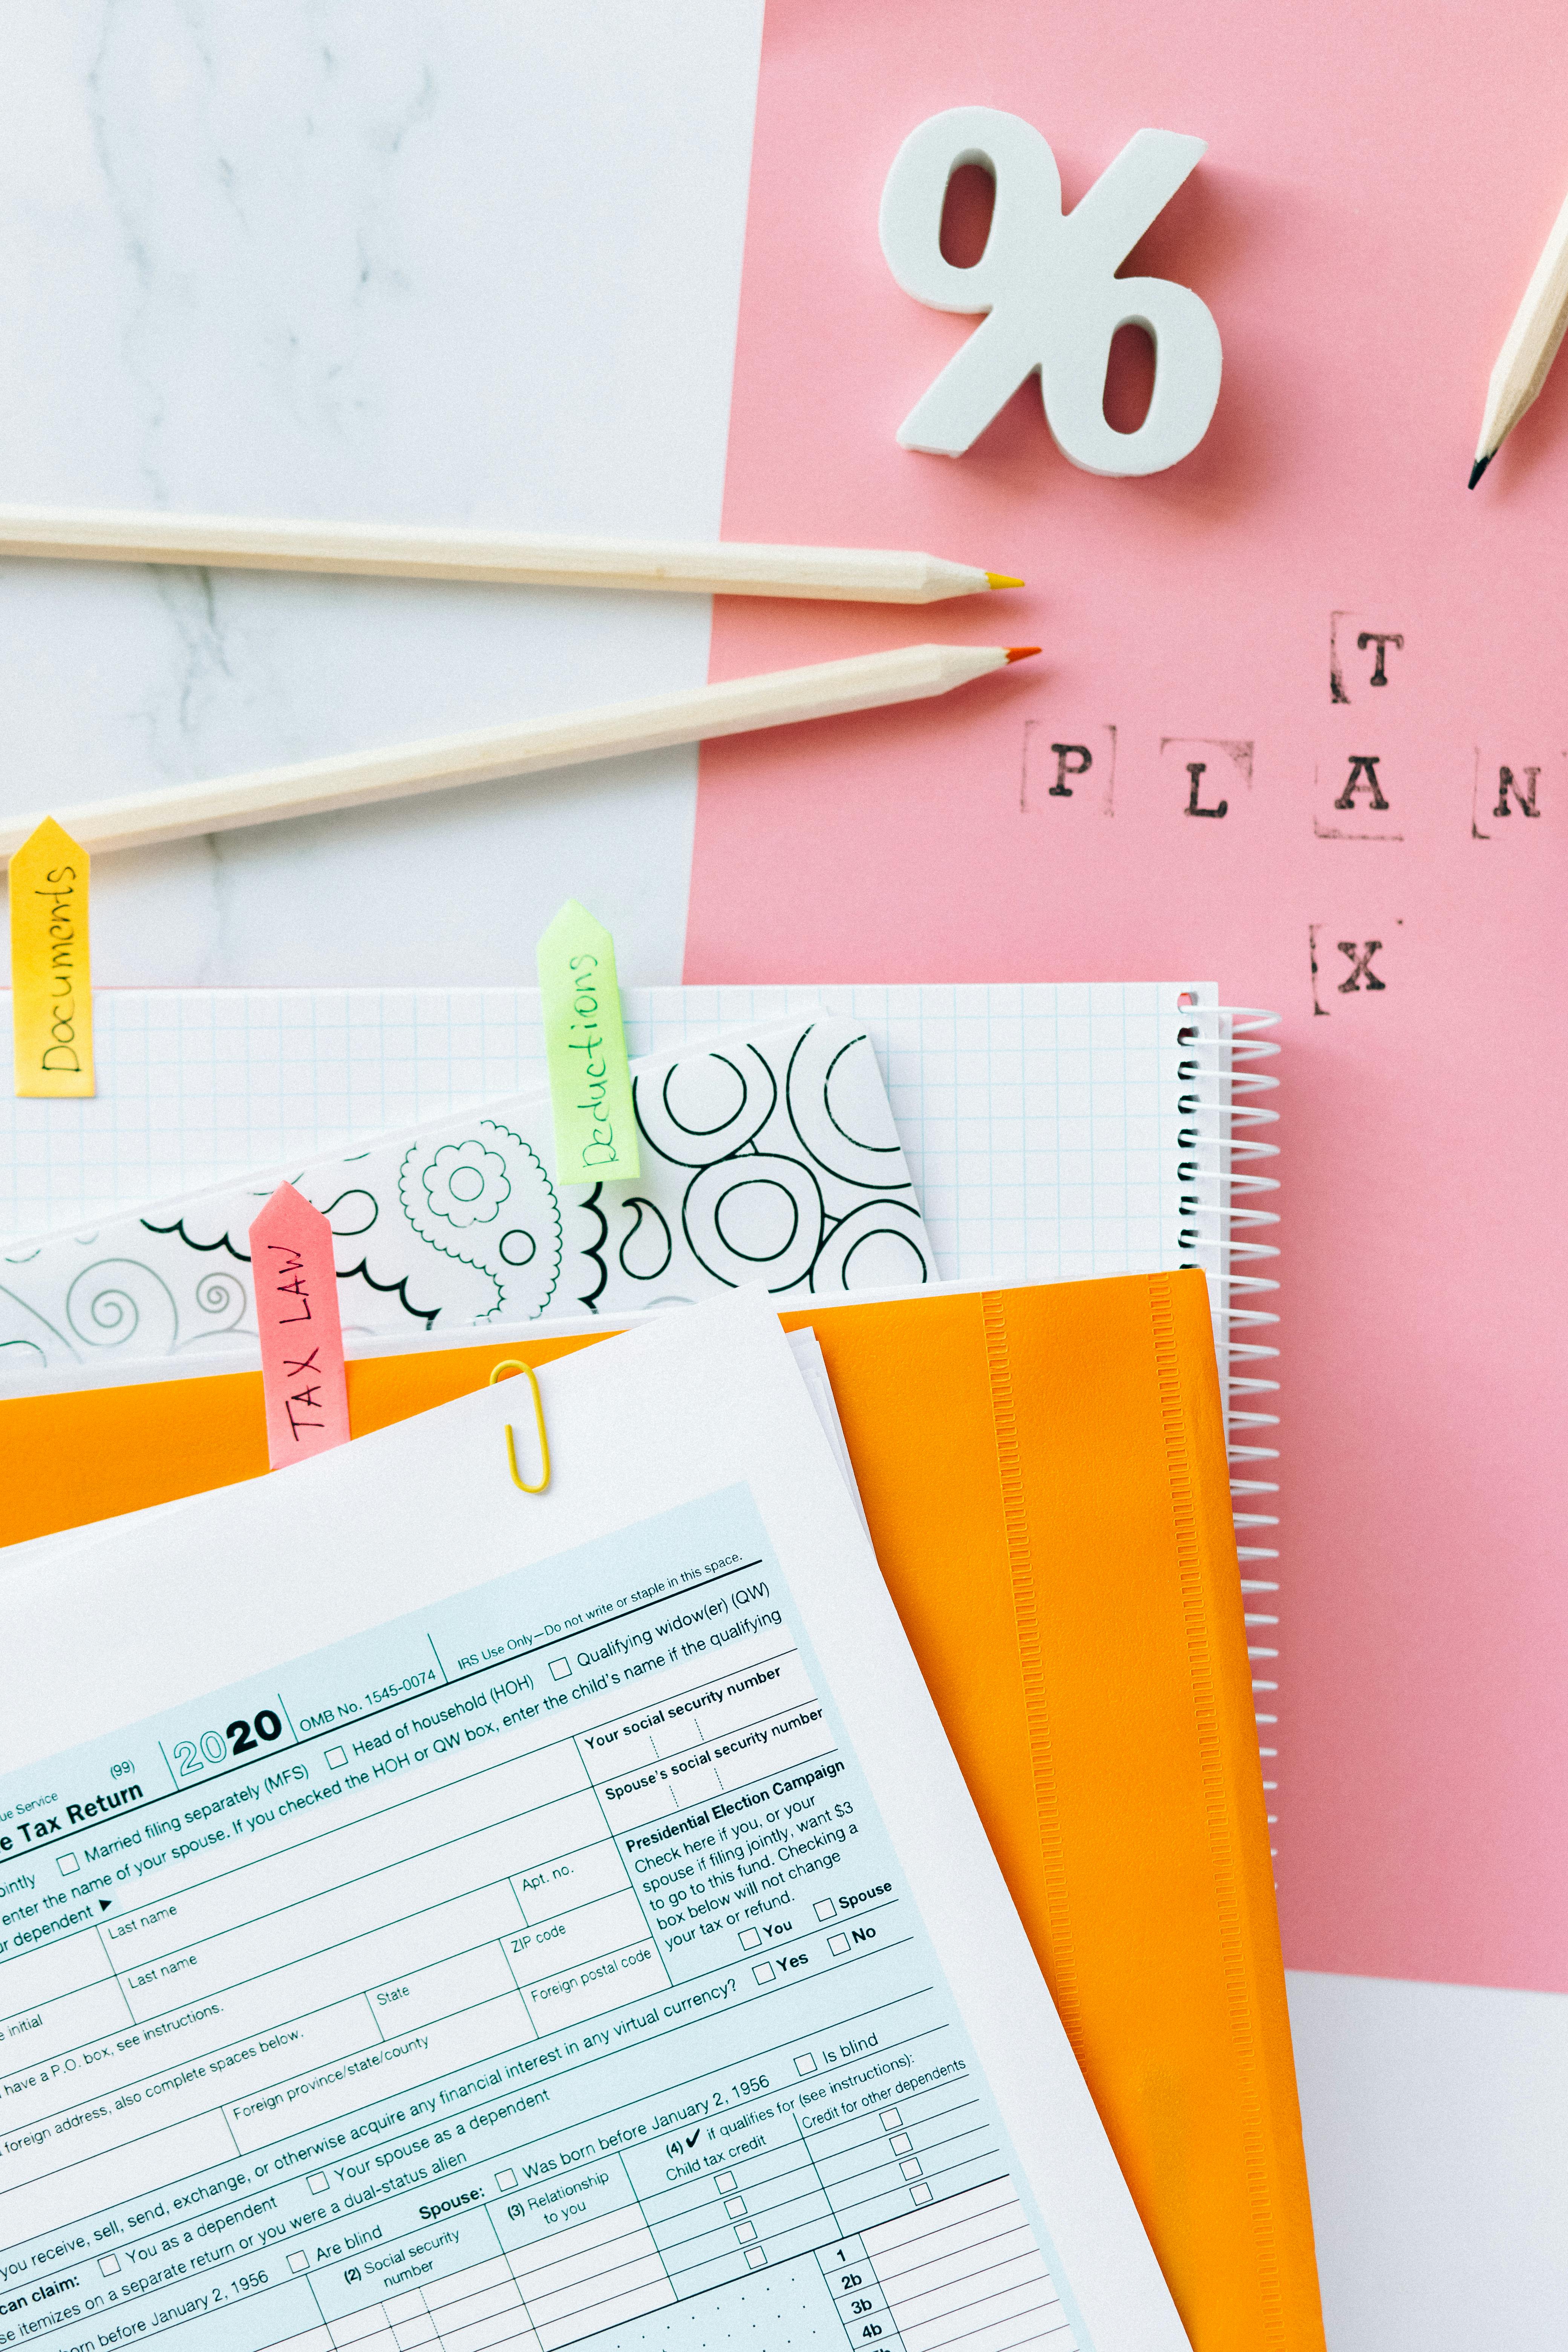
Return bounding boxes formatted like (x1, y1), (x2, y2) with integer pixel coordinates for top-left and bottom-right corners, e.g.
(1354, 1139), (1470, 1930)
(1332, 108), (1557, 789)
(537, 900), (640, 1187)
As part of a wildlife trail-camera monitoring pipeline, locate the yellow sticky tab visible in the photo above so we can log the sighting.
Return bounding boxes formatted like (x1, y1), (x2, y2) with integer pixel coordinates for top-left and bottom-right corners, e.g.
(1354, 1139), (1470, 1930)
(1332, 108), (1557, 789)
(10, 817), (94, 1098)
(537, 899), (640, 1186)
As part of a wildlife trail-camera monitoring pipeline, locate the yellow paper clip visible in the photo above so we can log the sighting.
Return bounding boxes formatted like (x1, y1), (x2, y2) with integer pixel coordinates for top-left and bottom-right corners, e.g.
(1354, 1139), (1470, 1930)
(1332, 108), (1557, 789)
(489, 1359), (551, 1493)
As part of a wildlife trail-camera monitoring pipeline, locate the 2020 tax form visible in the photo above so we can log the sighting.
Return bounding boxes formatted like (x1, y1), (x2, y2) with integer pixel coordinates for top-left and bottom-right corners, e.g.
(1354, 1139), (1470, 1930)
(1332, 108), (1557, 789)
(0, 1297), (1188, 2352)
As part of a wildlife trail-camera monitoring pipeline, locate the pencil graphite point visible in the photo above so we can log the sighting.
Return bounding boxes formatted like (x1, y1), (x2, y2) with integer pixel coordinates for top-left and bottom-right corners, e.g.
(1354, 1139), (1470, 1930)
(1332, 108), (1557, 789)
(1005, 645), (1041, 663)
(1468, 452), (1493, 490)
(987, 572), (1025, 590)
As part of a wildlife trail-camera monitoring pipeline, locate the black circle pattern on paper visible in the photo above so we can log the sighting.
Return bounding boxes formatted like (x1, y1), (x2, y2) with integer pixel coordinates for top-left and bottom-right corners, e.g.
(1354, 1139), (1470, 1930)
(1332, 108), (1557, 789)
(633, 1046), (776, 1168)
(626, 1025), (933, 1297)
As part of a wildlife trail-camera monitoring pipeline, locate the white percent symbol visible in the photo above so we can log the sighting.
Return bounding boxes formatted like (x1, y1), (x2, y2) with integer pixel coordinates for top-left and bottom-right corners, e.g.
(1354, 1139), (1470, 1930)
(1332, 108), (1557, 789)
(879, 107), (1222, 475)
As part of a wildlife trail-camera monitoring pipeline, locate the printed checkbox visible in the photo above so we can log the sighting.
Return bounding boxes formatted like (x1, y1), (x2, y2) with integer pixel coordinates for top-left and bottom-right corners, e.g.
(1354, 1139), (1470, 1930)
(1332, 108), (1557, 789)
(827, 1932), (850, 1955)
(496, 2168), (517, 2190)
(287, 2251), (309, 2273)
(735, 2221), (756, 2243)
(725, 2197), (746, 2217)
(307, 2171), (329, 2193)
(813, 1898), (836, 1922)
(549, 1657), (571, 1682)
(715, 2172), (737, 2193)
(324, 1746), (346, 1769)
(794, 2053), (817, 2076)
(900, 2158), (922, 2179)
(738, 1928), (762, 1950)
(752, 1961), (775, 1984)
(56, 1853), (79, 1877)
(98, 2257), (119, 2277)
(745, 2246), (767, 2269)
(880, 2108), (903, 2130)
(911, 2183), (933, 2205)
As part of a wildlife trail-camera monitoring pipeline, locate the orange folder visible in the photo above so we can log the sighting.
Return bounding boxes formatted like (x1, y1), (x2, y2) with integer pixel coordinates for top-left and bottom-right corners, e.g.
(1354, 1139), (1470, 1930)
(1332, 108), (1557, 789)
(0, 1271), (1323, 2352)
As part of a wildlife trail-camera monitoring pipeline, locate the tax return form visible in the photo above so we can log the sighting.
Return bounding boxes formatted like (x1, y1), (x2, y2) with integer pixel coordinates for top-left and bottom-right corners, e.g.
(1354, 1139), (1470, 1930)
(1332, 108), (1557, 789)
(0, 1296), (1187, 2352)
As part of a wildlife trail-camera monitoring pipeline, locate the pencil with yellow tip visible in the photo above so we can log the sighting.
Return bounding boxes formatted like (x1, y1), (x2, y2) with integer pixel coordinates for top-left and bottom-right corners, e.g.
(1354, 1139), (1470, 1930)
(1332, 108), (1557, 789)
(0, 504), (1022, 603)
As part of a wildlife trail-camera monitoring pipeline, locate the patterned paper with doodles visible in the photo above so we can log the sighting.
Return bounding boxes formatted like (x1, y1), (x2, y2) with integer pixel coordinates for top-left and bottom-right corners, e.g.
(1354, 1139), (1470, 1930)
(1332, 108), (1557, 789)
(0, 1019), (932, 1374)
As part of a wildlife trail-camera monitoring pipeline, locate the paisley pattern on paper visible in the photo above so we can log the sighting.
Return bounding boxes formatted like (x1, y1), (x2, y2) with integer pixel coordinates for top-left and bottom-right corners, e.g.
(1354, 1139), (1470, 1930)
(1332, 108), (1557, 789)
(397, 1122), (563, 1324)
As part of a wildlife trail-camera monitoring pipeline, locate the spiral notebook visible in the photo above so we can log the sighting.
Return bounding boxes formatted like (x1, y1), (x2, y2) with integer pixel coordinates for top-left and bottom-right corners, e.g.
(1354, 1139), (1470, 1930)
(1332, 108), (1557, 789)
(0, 980), (1275, 1344)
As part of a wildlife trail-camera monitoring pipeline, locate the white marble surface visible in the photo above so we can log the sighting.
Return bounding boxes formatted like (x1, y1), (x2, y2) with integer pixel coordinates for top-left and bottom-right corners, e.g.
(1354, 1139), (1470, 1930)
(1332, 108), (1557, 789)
(0, 2), (765, 983)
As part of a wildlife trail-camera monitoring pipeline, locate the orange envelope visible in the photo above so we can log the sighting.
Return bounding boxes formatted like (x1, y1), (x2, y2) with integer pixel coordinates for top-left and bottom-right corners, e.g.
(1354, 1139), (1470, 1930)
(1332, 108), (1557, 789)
(0, 1271), (1323, 2352)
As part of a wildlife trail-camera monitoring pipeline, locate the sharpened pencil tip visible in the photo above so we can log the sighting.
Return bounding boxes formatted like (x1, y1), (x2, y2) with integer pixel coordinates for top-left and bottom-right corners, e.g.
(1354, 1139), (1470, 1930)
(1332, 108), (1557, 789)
(1005, 645), (1041, 663)
(987, 573), (1025, 590)
(1468, 452), (1493, 490)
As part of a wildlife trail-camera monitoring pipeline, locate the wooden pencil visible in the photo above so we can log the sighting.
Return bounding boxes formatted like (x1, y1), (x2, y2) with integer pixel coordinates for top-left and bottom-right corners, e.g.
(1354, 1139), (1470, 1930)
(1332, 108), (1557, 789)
(0, 505), (1021, 602)
(1471, 176), (1568, 485)
(0, 644), (1040, 860)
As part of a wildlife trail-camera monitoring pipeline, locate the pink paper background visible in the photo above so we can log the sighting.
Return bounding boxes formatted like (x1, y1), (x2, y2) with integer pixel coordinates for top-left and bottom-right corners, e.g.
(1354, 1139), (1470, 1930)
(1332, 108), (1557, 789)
(688, 0), (1568, 1993)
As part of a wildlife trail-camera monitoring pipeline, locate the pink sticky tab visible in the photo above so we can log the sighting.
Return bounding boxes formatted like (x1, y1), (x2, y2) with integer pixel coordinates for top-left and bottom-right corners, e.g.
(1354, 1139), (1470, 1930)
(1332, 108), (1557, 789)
(248, 1182), (350, 1470)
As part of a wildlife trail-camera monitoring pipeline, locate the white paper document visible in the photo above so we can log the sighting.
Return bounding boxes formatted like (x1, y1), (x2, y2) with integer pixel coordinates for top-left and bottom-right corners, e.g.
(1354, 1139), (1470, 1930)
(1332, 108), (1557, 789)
(0, 1296), (1186, 2352)
(0, 1017), (931, 1374)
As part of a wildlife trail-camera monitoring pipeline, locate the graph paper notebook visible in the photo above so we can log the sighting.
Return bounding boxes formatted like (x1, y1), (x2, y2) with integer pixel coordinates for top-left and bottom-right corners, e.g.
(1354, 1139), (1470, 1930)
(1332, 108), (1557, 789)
(0, 982), (1277, 1403)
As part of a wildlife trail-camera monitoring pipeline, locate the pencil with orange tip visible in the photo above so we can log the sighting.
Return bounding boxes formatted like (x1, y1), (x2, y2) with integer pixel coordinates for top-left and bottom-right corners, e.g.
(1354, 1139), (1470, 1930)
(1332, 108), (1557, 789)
(0, 644), (1041, 860)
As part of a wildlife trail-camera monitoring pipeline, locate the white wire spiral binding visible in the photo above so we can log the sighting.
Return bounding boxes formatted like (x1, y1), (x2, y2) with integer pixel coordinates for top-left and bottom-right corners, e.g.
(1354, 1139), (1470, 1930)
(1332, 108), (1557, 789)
(1177, 1000), (1280, 1856)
